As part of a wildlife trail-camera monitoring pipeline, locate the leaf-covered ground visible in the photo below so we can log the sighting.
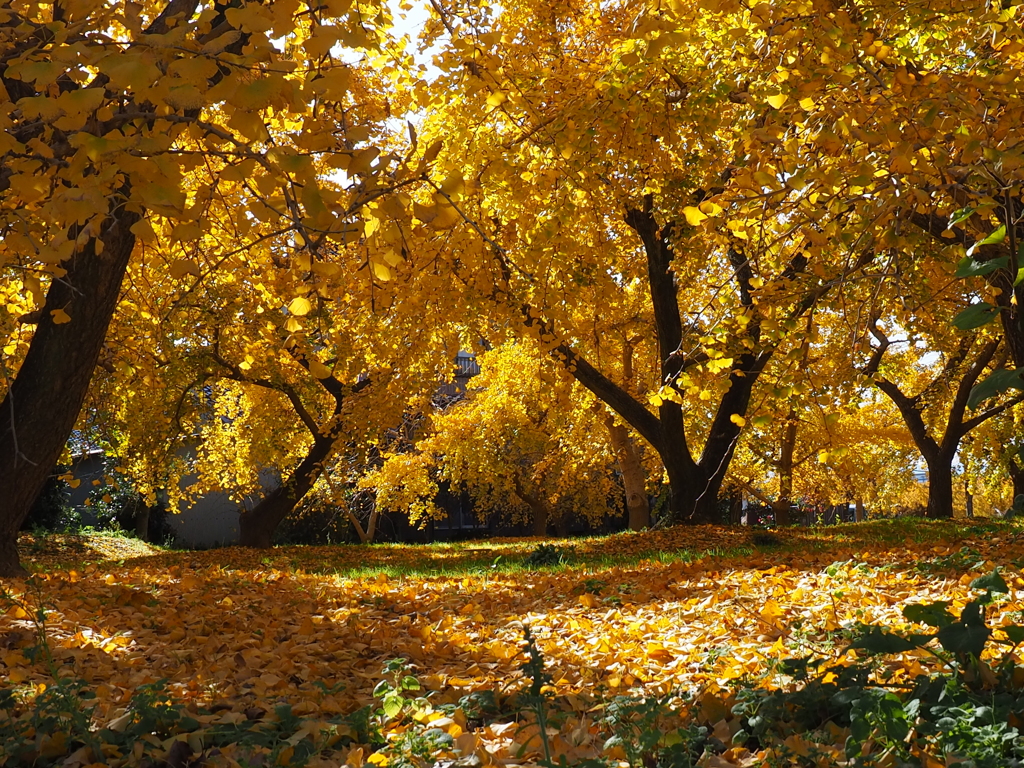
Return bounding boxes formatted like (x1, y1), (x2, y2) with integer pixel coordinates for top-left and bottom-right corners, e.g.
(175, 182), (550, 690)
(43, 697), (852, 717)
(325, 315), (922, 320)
(3, 520), (1024, 767)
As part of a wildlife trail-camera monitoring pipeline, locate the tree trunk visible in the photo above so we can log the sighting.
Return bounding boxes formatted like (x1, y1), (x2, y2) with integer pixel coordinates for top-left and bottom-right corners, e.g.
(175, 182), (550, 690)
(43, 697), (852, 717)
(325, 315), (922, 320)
(774, 410), (798, 526)
(925, 457), (956, 519)
(605, 417), (650, 529)
(530, 500), (548, 537)
(1008, 454), (1024, 505)
(238, 436), (334, 547)
(664, 457), (720, 524)
(0, 206), (139, 576)
(854, 499), (865, 522)
(135, 505), (151, 542)
(728, 494), (743, 525)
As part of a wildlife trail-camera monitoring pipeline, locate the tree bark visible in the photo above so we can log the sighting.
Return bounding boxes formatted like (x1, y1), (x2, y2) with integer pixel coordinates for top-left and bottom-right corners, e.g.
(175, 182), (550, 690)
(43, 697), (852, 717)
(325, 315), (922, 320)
(924, 456), (956, 519)
(1008, 453), (1024, 508)
(239, 437), (335, 547)
(605, 417), (650, 529)
(0, 205), (139, 576)
(773, 409), (799, 526)
(530, 499), (548, 536)
(135, 505), (151, 542)
(513, 475), (550, 536)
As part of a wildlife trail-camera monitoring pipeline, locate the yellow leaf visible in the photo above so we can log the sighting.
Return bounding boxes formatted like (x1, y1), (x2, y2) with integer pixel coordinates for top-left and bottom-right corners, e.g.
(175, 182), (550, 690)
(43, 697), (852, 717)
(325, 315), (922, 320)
(766, 93), (788, 109)
(370, 260), (395, 281)
(169, 259), (201, 279)
(130, 219), (157, 244)
(682, 206), (707, 225)
(312, 262), (341, 278)
(729, 414), (746, 427)
(308, 360), (333, 379)
(440, 171), (466, 198)
(289, 297), (313, 316)
(50, 308), (71, 324)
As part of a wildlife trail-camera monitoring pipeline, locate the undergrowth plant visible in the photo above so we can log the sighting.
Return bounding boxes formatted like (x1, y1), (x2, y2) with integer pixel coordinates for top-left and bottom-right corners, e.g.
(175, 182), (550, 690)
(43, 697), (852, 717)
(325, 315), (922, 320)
(732, 569), (1024, 767)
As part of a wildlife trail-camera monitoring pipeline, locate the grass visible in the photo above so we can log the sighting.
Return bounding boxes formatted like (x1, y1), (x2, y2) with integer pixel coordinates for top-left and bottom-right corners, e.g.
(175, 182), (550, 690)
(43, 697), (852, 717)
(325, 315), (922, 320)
(17, 516), (1024, 581)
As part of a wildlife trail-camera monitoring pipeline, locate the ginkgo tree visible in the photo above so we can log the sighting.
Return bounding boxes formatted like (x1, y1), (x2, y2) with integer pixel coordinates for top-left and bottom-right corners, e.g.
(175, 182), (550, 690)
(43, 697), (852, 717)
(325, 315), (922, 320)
(0, 0), (425, 574)
(403, 0), (879, 524)
(364, 340), (628, 535)
(728, 0), (1024, 396)
(87, 198), (468, 548)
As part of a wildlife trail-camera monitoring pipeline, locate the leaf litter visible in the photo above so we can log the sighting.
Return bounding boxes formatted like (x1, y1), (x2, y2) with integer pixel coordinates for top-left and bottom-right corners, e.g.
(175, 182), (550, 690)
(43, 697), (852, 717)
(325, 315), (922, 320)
(2, 520), (1024, 767)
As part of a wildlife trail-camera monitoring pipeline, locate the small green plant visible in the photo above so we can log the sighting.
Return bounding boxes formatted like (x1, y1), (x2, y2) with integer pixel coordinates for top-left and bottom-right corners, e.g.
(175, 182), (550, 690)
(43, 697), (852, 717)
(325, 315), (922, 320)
(519, 625), (556, 765)
(578, 577), (608, 594)
(730, 569), (1024, 767)
(600, 694), (707, 768)
(373, 658), (426, 721)
(525, 543), (571, 568)
(751, 531), (782, 548)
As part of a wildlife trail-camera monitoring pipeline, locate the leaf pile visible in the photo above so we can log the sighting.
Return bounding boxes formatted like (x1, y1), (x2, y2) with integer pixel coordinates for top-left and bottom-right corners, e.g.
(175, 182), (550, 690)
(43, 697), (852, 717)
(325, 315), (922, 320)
(3, 521), (1024, 767)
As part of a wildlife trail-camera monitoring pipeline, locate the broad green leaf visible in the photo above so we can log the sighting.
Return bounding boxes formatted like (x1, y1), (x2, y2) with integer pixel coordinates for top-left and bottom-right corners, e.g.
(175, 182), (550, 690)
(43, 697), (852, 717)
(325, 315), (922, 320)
(952, 302), (997, 330)
(902, 602), (954, 628)
(1001, 625), (1024, 645)
(848, 627), (927, 654)
(936, 623), (990, 657)
(954, 255), (1008, 278)
(967, 367), (1024, 410)
(970, 569), (1009, 594)
(967, 224), (1007, 256)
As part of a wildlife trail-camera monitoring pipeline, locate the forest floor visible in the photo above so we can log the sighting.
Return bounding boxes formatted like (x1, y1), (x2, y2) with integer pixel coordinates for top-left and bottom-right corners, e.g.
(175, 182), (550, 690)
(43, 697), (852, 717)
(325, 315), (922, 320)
(3, 519), (1024, 767)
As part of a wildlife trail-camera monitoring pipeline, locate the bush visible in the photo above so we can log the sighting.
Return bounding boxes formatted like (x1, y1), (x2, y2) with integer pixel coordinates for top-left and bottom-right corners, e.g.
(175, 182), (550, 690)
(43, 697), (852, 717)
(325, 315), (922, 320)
(22, 469), (79, 532)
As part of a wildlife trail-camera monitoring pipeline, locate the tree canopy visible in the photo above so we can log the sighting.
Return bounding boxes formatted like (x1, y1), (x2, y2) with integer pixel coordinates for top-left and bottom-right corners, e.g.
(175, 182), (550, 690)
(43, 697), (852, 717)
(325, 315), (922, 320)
(4, 0), (1024, 568)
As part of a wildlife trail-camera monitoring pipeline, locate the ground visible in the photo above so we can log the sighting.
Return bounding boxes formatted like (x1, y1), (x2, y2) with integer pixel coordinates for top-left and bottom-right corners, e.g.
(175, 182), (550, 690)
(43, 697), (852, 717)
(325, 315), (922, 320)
(2, 520), (1024, 767)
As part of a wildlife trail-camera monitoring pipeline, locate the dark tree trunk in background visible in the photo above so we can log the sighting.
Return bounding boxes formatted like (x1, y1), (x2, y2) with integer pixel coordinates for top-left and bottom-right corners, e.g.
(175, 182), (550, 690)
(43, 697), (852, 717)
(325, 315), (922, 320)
(606, 417), (650, 529)
(863, 329), (1021, 520)
(238, 436), (335, 547)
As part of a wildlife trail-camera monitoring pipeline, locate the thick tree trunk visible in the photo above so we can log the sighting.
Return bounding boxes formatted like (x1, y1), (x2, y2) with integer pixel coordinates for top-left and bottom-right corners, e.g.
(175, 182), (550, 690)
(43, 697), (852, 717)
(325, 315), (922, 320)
(530, 500), (548, 537)
(606, 417), (650, 529)
(0, 207), (138, 576)
(238, 437), (334, 547)
(925, 457), (956, 519)
(664, 458), (720, 524)
(854, 499), (865, 522)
